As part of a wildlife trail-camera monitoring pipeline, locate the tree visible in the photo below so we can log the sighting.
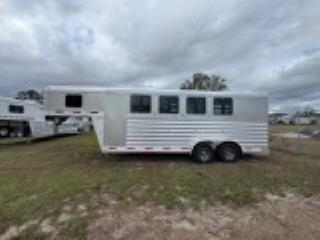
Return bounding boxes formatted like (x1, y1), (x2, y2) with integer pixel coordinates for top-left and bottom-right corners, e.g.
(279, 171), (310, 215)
(16, 89), (43, 103)
(180, 72), (228, 91)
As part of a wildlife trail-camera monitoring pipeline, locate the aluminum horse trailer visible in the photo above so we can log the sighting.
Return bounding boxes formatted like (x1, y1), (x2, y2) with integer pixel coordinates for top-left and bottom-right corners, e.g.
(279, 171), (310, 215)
(44, 86), (269, 163)
(0, 96), (55, 138)
(0, 96), (86, 139)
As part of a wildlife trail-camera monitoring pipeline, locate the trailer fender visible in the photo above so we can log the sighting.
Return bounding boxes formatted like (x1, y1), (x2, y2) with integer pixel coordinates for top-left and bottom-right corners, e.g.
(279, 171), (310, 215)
(190, 135), (228, 152)
(190, 139), (217, 154)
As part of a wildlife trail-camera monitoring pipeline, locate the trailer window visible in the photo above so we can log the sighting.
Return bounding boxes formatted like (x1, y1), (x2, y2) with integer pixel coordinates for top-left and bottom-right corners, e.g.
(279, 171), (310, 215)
(65, 95), (82, 108)
(214, 97), (233, 115)
(159, 96), (179, 114)
(186, 97), (206, 114)
(9, 105), (24, 114)
(130, 95), (151, 113)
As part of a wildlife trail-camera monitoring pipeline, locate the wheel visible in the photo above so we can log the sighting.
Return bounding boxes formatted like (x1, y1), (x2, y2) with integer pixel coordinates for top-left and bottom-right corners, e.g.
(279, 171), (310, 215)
(192, 143), (214, 163)
(0, 128), (8, 137)
(9, 131), (17, 138)
(16, 131), (24, 138)
(217, 143), (241, 163)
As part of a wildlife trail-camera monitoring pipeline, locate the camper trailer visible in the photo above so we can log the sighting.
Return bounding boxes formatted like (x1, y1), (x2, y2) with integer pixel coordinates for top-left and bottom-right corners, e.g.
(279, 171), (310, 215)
(44, 86), (269, 163)
(0, 97), (55, 138)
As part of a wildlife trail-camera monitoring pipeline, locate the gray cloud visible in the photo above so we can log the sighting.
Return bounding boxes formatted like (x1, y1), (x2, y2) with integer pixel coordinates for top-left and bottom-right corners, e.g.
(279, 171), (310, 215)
(259, 52), (320, 112)
(0, 0), (319, 112)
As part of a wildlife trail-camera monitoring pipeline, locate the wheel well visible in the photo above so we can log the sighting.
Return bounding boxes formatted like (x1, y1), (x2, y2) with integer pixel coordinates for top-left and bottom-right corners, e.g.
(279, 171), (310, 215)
(216, 141), (242, 156)
(191, 141), (215, 154)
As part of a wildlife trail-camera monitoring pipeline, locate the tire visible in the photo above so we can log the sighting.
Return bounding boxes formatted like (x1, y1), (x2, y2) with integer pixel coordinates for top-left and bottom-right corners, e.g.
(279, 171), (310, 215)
(217, 143), (241, 163)
(192, 143), (214, 163)
(16, 131), (24, 138)
(9, 131), (17, 138)
(0, 128), (8, 137)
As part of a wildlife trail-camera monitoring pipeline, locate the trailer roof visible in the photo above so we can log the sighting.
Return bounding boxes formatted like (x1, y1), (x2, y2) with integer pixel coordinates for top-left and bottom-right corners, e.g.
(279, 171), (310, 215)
(0, 96), (42, 105)
(45, 86), (267, 98)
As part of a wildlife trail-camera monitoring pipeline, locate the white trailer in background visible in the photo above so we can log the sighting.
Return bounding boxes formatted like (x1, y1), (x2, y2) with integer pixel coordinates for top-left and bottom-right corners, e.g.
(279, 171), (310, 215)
(56, 116), (91, 135)
(44, 86), (269, 163)
(0, 96), (88, 139)
(293, 117), (316, 125)
(0, 97), (55, 138)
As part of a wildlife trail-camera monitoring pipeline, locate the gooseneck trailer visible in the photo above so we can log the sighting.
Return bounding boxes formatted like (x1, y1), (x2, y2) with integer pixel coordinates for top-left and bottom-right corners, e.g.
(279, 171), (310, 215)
(0, 96), (90, 139)
(44, 86), (269, 163)
(0, 97), (55, 138)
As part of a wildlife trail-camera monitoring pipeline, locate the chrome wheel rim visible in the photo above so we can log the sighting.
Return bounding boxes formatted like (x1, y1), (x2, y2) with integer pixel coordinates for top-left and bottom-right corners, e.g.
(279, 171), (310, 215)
(199, 148), (211, 162)
(224, 147), (236, 161)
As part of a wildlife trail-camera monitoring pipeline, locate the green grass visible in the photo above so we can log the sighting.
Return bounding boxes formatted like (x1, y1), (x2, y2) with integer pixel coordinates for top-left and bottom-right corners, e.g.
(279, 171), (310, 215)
(0, 128), (320, 238)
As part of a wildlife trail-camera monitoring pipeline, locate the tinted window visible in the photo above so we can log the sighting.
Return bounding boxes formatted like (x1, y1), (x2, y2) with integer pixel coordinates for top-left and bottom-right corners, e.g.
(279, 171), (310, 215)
(214, 97), (233, 115)
(66, 95), (82, 108)
(186, 97), (206, 114)
(130, 95), (151, 113)
(9, 105), (24, 114)
(159, 96), (179, 114)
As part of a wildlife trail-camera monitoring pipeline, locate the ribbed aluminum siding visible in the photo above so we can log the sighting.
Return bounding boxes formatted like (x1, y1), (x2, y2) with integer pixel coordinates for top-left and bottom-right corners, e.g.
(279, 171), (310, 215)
(126, 118), (268, 150)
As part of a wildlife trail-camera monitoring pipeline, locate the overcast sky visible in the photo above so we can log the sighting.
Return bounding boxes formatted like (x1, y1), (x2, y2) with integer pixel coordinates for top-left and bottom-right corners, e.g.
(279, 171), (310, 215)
(0, 0), (319, 112)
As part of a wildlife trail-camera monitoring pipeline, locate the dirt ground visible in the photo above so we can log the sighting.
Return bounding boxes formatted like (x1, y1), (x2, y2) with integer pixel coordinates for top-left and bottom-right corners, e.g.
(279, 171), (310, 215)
(87, 193), (320, 240)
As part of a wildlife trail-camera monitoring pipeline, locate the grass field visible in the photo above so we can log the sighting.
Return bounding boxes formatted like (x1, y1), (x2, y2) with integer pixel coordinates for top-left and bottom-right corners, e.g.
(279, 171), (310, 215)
(0, 124), (320, 239)
(270, 122), (320, 133)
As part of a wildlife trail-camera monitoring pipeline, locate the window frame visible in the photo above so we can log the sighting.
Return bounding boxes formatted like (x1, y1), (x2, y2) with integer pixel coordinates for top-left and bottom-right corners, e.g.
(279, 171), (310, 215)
(213, 97), (233, 115)
(130, 94), (152, 114)
(65, 94), (83, 108)
(159, 95), (179, 114)
(186, 96), (206, 115)
(8, 105), (24, 114)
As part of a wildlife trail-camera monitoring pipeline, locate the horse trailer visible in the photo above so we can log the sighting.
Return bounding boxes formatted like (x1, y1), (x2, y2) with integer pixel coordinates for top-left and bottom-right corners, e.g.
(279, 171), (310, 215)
(0, 96), (55, 138)
(0, 96), (89, 139)
(44, 86), (269, 163)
